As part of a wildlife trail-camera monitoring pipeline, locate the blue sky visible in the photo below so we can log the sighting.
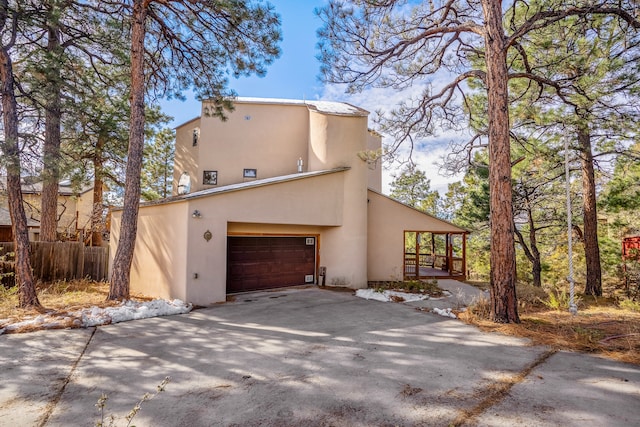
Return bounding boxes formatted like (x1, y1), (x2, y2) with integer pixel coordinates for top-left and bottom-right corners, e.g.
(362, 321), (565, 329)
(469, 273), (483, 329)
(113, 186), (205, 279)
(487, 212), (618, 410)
(159, 1), (464, 193)
(160, 1), (325, 127)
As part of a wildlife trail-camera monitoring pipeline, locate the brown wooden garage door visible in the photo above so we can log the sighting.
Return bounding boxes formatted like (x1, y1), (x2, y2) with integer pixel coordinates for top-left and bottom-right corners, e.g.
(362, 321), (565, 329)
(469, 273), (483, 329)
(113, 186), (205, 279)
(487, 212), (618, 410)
(227, 236), (316, 293)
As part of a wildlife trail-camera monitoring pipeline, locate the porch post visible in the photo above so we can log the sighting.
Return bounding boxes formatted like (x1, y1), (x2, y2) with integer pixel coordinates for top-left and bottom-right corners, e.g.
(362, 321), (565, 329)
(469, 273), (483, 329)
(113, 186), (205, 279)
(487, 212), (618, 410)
(446, 233), (452, 273)
(462, 233), (467, 279)
(416, 232), (421, 279)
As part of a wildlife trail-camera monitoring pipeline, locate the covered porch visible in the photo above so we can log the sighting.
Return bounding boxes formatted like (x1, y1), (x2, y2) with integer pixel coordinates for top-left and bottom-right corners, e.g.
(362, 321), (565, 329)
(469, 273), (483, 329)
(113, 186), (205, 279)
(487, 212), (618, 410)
(403, 231), (467, 280)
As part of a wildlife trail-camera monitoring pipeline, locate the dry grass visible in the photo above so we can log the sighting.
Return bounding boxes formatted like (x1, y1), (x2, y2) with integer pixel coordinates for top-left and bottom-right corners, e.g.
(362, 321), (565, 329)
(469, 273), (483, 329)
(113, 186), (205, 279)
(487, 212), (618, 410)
(368, 279), (444, 297)
(0, 279), (152, 331)
(459, 290), (640, 366)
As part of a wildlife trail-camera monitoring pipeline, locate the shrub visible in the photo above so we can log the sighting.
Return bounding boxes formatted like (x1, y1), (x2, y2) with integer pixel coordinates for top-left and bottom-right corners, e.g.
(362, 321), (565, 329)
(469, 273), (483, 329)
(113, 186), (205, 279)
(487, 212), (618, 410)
(539, 285), (581, 311)
(466, 295), (492, 320)
(516, 282), (548, 309)
(619, 298), (640, 312)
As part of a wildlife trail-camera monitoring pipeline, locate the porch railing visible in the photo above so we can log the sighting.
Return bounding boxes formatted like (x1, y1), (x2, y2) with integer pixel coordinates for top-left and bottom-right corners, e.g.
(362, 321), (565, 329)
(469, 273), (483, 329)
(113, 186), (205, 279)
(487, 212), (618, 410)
(404, 252), (465, 278)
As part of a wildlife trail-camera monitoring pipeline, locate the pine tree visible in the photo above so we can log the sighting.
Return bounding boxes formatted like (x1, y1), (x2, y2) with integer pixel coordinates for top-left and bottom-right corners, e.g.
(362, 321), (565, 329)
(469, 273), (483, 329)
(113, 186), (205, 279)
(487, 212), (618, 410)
(317, 1), (639, 321)
(389, 164), (440, 215)
(0, 0), (40, 308)
(141, 128), (175, 201)
(108, 0), (281, 300)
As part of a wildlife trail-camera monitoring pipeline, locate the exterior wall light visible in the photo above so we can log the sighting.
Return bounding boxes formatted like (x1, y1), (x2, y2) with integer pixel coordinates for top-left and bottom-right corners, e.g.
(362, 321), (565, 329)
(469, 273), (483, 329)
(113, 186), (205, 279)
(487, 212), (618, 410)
(192, 209), (202, 218)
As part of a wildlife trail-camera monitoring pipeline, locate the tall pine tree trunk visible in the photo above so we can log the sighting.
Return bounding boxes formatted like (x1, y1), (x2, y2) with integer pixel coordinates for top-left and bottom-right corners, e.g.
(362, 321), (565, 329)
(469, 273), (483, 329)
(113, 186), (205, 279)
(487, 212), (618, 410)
(578, 126), (602, 296)
(482, 0), (519, 323)
(0, 1), (40, 308)
(90, 135), (105, 246)
(40, 6), (62, 242)
(108, 0), (147, 300)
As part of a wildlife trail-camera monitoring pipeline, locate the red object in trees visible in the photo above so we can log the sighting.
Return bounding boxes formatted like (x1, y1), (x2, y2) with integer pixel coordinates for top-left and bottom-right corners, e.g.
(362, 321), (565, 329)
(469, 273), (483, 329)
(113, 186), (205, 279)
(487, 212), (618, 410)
(623, 236), (640, 297)
(623, 236), (640, 260)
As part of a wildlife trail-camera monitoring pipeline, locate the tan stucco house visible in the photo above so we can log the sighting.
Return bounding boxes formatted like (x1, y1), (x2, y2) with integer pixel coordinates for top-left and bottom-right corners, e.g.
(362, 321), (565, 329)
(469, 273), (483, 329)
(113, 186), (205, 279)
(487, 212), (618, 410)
(0, 178), (94, 242)
(110, 98), (468, 306)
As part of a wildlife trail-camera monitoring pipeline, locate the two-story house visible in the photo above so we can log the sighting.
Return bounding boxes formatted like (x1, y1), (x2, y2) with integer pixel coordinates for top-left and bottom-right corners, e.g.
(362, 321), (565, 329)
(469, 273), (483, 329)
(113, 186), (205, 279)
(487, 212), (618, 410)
(110, 98), (468, 306)
(0, 178), (94, 242)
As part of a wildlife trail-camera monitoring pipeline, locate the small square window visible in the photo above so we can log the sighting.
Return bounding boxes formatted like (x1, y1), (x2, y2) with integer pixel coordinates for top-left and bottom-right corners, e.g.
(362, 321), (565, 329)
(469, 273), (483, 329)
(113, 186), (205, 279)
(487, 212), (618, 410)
(192, 128), (199, 146)
(243, 168), (257, 179)
(203, 170), (217, 185)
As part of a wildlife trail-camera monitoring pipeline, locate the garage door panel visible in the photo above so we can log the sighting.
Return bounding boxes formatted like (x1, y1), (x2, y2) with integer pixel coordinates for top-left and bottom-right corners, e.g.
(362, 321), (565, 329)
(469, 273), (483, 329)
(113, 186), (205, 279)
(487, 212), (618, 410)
(227, 236), (316, 293)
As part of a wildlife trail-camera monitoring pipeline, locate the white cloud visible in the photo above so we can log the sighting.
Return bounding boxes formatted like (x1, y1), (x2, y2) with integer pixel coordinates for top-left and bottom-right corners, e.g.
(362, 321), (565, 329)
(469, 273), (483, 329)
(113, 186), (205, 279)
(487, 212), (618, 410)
(321, 82), (467, 195)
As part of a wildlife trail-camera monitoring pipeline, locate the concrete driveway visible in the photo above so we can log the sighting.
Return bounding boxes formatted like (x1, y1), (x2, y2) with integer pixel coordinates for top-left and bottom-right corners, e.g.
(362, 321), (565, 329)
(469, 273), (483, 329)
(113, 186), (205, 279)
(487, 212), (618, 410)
(1, 287), (639, 426)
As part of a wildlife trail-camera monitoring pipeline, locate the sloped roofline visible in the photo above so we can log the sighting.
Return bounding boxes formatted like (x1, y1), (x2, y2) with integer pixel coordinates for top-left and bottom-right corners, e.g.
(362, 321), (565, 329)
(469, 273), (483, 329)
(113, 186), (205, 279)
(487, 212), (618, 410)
(367, 188), (471, 234)
(113, 167), (350, 211)
(0, 206), (40, 227)
(173, 115), (201, 130)
(0, 177), (93, 196)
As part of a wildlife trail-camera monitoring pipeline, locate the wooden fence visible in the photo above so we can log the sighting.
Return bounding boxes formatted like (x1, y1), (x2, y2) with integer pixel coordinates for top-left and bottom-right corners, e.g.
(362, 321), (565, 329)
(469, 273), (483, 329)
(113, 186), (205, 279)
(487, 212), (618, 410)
(0, 242), (109, 286)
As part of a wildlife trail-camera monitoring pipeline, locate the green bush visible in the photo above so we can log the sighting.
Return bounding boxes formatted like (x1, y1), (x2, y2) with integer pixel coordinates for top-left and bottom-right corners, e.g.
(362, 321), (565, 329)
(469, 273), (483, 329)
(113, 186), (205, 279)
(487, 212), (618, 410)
(539, 286), (581, 311)
(619, 298), (640, 312)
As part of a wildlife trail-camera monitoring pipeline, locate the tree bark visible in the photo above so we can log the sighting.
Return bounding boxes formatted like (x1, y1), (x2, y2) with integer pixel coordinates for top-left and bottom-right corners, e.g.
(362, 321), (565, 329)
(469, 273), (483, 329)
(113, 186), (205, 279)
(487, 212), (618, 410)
(90, 135), (105, 246)
(514, 214), (542, 288)
(0, 1), (40, 308)
(578, 125), (602, 296)
(108, 0), (147, 300)
(525, 195), (542, 288)
(482, 0), (519, 323)
(40, 5), (62, 242)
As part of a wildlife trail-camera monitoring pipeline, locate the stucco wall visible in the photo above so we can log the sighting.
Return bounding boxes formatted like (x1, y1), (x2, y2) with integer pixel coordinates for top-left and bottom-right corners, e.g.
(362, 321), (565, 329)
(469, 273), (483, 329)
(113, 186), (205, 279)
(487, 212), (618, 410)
(129, 99), (392, 304)
(110, 202), (189, 301)
(183, 171), (346, 304)
(173, 100), (385, 197)
(18, 192), (93, 237)
(367, 190), (467, 281)
(308, 112), (369, 289)
(366, 131), (382, 193)
(188, 101), (309, 191)
(76, 190), (94, 232)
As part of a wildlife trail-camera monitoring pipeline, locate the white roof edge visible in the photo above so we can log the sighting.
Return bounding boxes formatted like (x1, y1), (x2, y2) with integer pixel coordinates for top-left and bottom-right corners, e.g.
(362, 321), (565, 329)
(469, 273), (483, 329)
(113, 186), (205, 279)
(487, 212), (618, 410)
(173, 98), (370, 126)
(367, 188), (470, 233)
(173, 116), (201, 130)
(207, 97), (369, 117)
(113, 168), (351, 210)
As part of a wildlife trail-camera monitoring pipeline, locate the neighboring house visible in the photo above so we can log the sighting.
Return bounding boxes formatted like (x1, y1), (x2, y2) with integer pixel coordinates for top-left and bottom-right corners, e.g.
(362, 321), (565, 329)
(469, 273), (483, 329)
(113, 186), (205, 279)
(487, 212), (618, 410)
(0, 206), (40, 242)
(110, 98), (468, 306)
(0, 178), (94, 242)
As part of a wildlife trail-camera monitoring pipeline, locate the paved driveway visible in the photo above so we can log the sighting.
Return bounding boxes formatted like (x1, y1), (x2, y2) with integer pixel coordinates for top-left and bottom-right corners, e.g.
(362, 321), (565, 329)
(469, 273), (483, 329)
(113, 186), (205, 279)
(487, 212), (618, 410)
(1, 287), (639, 426)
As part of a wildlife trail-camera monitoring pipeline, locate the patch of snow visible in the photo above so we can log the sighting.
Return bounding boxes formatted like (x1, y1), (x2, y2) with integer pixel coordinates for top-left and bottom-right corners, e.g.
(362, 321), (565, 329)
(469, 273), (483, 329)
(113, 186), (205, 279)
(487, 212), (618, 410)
(232, 97), (367, 116)
(76, 299), (192, 327)
(0, 299), (192, 334)
(306, 100), (366, 116)
(432, 307), (457, 319)
(355, 289), (429, 303)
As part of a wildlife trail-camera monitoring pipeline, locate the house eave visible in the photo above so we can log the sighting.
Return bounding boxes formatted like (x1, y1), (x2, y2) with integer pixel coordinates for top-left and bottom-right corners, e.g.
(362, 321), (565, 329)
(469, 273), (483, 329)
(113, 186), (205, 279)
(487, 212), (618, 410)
(113, 167), (351, 211)
(367, 188), (471, 234)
